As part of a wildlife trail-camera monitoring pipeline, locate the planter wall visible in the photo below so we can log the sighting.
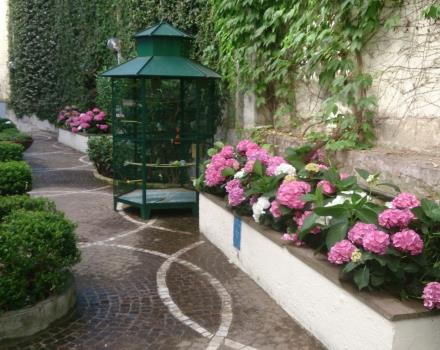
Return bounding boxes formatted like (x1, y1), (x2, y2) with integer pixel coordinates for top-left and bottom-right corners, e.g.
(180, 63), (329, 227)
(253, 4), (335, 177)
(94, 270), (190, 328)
(58, 129), (91, 153)
(199, 193), (440, 350)
(0, 277), (76, 341)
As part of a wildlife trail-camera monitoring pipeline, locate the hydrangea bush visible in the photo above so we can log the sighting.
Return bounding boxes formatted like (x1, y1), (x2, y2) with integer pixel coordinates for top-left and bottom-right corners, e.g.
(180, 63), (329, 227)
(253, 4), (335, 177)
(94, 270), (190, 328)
(195, 140), (440, 310)
(57, 106), (110, 134)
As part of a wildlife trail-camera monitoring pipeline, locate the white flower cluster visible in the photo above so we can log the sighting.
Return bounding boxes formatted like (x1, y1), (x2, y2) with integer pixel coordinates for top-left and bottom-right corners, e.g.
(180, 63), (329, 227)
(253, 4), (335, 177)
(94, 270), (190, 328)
(234, 169), (246, 179)
(252, 196), (271, 222)
(274, 163), (297, 177)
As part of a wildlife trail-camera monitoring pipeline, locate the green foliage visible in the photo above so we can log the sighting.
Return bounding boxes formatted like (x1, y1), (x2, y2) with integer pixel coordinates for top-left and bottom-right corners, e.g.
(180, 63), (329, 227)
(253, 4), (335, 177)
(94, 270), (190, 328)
(0, 161), (32, 195)
(0, 210), (80, 312)
(87, 136), (113, 177)
(423, 4), (440, 20)
(0, 119), (16, 132)
(209, 0), (402, 150)
(0, 128), (33, 150)
(0, 142), (24, 162)
(9, 0), (216, 123)
(0, 195), (56, 222)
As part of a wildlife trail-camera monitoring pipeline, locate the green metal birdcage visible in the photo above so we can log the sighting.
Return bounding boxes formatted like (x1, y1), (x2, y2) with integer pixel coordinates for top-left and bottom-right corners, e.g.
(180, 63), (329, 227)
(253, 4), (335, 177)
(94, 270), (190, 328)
(102, 22), (221, 219)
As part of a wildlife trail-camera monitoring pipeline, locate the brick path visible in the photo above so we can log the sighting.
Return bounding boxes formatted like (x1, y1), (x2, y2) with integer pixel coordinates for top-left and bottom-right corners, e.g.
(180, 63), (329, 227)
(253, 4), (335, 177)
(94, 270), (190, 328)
(3, 132), (325, 350)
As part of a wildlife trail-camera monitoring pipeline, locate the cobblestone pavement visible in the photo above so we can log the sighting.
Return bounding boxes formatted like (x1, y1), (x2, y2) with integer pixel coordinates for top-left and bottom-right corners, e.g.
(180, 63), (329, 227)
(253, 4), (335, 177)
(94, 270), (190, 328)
(3, 132), (325, 350)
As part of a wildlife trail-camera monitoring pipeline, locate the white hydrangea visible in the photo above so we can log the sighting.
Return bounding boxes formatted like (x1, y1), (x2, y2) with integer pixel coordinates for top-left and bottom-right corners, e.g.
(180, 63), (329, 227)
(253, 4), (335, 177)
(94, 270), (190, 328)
(234, 169), (246, 179)
(252, 196), (271, 222)
(274, 163), (297, 177)
(385, 201), (393, 208)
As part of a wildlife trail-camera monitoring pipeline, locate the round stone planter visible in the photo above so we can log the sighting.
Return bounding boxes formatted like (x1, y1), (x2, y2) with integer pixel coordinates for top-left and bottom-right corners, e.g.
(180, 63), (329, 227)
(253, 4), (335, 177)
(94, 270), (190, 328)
(0, 275), (76, 342)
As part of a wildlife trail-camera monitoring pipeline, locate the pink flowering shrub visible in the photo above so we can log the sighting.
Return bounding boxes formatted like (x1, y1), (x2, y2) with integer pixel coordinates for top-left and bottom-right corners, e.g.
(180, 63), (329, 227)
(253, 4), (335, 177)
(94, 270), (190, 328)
(225, 179), (245, 207)
(276, 181), (311, 209)
(328, 240), (356, 264)
(57, 106), (110, 134)
(391, 229), (423, 255)
(378, 209), (415, 229)
(423, 282), (440, 310)
(197, 140), (440, 309)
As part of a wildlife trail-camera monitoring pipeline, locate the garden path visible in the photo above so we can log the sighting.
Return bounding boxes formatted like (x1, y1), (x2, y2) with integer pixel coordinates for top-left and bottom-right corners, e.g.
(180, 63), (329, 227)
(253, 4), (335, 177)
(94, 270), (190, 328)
(4, 131), (325, 350)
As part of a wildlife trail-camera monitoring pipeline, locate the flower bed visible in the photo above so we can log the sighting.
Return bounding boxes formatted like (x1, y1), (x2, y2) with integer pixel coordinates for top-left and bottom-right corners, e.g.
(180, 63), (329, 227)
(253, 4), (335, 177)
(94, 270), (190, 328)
(196, 140), (440, 308)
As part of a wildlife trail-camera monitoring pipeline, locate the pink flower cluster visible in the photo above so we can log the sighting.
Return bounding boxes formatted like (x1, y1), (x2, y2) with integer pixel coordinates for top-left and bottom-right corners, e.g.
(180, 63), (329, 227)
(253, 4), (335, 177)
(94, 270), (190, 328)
(276, 181), (311, 209)
(295, 211), (320, 234)
(59, 107), (109, 134)
(236, 139), (260, 157)
(391, 193), (420, 210)
(244, 148), (271, 173)
(317, 180), (335, 195)
(225, 179), (245, 207)
(270, 200), (282, 218)
(205, 147), (239, 187)
(423, 282), (440, 310)
(347, 222), (390, 255)
(378, 209), (415, 229)
(328, 240), (357, 264)
(391, 229), (423, 255)
(266, 156), (287, 176)
(347, 222), (377, 245)
(281, 233), (304, 246)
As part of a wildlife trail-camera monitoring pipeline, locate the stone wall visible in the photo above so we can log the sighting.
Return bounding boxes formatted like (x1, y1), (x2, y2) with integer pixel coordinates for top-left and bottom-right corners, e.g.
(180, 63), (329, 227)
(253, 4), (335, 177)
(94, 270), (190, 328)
(0, 0), (9, 103)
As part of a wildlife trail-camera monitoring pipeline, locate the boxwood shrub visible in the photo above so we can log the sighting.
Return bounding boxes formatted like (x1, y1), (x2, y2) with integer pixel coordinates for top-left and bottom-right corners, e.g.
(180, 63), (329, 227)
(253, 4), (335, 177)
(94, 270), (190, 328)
(0, 161), (32, 195)
(0, 128), (33, 150)
(0, 195), (55, 222)
(87, 136), (113, 177)
(0, 210), (80, 311)
(0, 141), (24, 162)
(0, 119), (16, 132)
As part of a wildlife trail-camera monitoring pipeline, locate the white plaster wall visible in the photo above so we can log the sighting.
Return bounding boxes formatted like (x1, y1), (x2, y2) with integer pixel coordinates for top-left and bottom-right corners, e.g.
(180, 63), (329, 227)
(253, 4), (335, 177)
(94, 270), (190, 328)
(58, 129), (90, 153)
(199, 194), (440, 350)
(0, 0), (9, 102)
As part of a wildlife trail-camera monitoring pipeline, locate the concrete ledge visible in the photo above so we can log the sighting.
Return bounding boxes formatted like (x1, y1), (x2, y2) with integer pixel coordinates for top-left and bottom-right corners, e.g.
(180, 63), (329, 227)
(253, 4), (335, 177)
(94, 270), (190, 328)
(199, 193), (440, 350)
(6, 109), (57, 133)
(58, 129), (90, 153)
(92, 170), (113, 185)
(0, 276), (76, 341)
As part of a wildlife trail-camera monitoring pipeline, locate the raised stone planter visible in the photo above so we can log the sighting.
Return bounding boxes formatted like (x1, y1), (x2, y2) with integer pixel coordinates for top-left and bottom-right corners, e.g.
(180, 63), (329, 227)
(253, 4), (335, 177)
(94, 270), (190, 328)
(199, 193), (440, 350)
(0, 276), (76, 341)
(58, 129), (91, 153)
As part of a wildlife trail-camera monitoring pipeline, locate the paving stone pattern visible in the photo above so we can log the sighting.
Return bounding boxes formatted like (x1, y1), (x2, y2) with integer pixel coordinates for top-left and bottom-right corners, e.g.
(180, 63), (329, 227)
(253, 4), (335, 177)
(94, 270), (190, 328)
(2, 132), (325, 350)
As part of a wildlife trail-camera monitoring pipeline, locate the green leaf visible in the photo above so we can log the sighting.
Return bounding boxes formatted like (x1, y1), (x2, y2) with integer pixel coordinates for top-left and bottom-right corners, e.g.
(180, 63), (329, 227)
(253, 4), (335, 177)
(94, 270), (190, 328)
(252, 160), (264, 177)
(354, 207), (378, 224)
(421, 198), (440, 222)
(207, 148), (218, 157)
(314, 205), (348, 218)
(343, 261), (360, 273)
(298, 213), (319, 239)
(221, 167), (235, 177)
(355, 168), (370, 181)
(370, 274), (385, 287)
(353, 266), (370, 290)
(325, 219), (349, 249)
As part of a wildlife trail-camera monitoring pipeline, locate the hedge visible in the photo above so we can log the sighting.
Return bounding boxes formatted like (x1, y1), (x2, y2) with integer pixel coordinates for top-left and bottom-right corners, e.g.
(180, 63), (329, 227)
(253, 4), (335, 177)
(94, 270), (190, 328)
(0, 128), (33, 150)
(0, 142), (24, 162)
(0, 195), (56, 222)
(0, 210), (80, 311)
(87, 136), (112, 177)
(0, 161), (32, 195)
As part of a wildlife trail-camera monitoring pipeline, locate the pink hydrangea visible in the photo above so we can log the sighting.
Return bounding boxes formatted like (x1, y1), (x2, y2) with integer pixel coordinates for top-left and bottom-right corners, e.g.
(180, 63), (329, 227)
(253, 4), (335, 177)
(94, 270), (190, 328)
(236, 140), (259, 156)
(219, 145), (234, 159)
(247, 148), (270, 164)
(266, 156), (287, 176)
(391, 229), (424, 255)
(348, 222), (377, 245)
(362, 230), (390, 255)
(295, 211), (320, 234)
(243, 160), (255, 173)
(281, 233), (304, 246)
(317, 180), (335, 195)
(270, 200), (282, 218)
(391, 193), (420, 210)
(308, 148), (325, 163)
(318, 164), (329, 171)
(92, 107), (101, 113)
(94, 112), (106, 121)
(80, 122), (90, 129)
(71, 127), (78, 133)
(340, 172), (350, 180)
(422, 282), (440, 310)
(249, 195), (258, 205)
(327, 240), (357, 264)
(225, 158), (240, 170)
(225, 179), (245, 207)
(99, 124), (109, 131)
(204, 151), (240, 187)
(378, 209), (415, 229)
(276, 181), (312, 209)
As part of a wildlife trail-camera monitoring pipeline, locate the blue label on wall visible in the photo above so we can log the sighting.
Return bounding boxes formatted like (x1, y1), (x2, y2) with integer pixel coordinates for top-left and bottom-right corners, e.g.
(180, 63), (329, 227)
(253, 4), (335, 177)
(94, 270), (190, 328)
(233, 216), (241, 250)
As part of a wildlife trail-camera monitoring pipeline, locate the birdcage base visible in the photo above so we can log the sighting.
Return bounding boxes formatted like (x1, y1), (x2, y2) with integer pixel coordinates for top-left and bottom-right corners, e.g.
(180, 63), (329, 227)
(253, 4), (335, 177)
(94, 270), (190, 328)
(115, 188), (198, 219)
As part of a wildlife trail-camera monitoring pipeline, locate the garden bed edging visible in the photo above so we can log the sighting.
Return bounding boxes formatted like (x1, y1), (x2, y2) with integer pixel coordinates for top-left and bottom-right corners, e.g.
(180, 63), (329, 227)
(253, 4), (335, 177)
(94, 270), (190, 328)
(0, 275), (76, 342)
(199, 193), (440, 350)
(57, 129), (90, 153)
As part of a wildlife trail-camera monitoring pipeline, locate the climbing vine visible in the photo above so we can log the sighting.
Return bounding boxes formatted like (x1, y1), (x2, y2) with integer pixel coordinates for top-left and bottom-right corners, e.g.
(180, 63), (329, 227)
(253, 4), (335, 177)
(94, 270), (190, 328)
(208, 0), (406, 150)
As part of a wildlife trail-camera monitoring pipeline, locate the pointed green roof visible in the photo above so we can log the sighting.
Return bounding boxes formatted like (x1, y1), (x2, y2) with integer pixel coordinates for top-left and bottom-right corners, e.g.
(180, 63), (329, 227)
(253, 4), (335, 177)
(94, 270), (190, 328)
(134, 21), (192, 39)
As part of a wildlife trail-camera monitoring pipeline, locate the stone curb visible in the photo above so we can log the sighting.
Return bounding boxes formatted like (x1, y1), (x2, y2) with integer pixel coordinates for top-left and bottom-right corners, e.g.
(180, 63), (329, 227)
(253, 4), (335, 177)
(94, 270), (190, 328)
(92, 170), (113, 185)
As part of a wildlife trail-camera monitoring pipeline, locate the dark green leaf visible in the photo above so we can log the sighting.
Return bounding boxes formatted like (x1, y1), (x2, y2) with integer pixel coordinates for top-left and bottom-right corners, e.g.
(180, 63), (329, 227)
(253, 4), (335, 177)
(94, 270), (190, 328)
(355, 168), (370, 181)
(221, 167), (235, 177)
(354, 207), (378, 224)
(252, 160), (264, 177)
(353, 266), (370, 290)
(325, 219), (349, 249)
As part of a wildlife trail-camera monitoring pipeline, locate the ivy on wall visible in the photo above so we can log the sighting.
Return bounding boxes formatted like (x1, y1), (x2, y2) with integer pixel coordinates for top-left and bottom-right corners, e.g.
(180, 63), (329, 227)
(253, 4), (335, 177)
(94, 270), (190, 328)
(8, 0), (215, 122)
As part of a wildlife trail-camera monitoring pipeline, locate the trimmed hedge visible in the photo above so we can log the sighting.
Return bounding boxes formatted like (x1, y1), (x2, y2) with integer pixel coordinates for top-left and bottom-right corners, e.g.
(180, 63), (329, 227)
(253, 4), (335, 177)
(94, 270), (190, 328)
(0, 119), (16, 132)
(0, 195), (55, 222)
(0, 210), (80, 311)
(0, 128), (33, 150)
(0, 142), (24, 162)
(87, 136), (112, 177)
(0, 161), (32, 195)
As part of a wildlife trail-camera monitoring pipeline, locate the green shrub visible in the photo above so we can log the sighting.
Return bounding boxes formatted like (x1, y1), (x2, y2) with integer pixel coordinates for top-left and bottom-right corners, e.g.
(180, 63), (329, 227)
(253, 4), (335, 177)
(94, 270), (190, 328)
(0, 195), (55, 222)
(0, 128), (33, 150)
(87, 136), (113, 177)
(0, 119), (16, 132)
(0, 161), (32, 195)
(0, 142), (24, 162)
(0, 210), (80, 311)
